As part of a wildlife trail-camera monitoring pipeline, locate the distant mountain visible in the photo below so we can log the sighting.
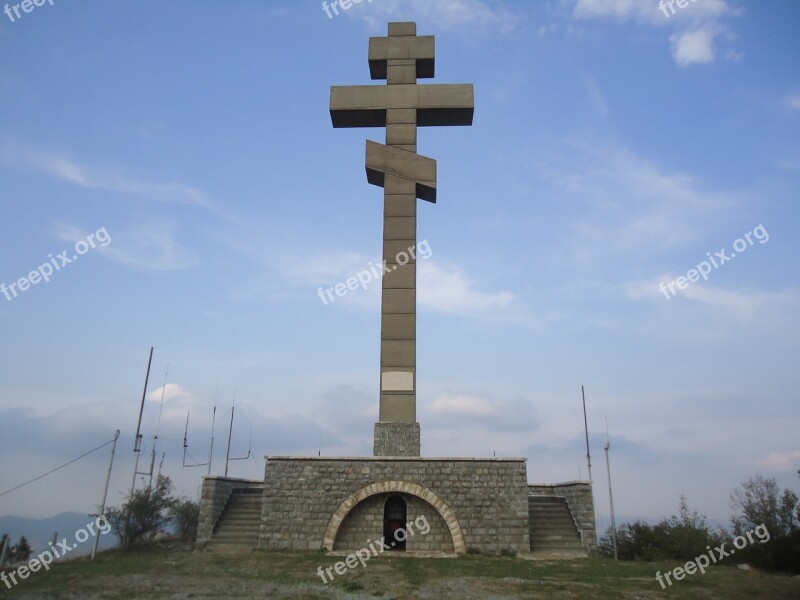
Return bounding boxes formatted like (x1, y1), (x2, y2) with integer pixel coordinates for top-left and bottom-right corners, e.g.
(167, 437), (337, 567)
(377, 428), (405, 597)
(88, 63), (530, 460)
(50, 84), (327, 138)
(0, 512), (118, 558)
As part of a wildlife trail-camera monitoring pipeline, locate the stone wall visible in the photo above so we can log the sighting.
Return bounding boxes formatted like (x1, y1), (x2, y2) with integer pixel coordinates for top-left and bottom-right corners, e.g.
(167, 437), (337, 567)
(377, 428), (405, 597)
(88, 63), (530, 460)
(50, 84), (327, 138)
(528, 481), (597, 551)
(196, 476), (263, 547)
(373, 422), (420, 456)
(261, 457), (529, 554)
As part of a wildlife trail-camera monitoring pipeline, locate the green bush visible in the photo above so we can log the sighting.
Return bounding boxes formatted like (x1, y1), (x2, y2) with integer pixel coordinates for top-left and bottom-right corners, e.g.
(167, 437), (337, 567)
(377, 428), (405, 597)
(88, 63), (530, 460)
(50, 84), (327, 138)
(169, 497), (200, 542)
(598, 496), (728, 562)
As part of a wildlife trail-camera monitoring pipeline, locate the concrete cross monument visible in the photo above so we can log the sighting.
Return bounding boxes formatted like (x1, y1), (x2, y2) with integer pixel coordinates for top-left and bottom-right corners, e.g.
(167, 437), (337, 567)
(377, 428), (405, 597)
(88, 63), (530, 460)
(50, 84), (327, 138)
(330, 22), (474, 457)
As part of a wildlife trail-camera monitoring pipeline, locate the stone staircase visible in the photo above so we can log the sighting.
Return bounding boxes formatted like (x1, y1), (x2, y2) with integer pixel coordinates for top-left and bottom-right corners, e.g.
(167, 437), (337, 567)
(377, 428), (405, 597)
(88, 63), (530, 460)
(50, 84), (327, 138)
(206, 486), (263, 550)
(528, 495), (586, 555)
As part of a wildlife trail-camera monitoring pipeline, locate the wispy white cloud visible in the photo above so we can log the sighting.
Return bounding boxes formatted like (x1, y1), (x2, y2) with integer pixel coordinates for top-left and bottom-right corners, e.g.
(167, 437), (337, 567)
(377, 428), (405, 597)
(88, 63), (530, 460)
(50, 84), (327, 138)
(280, 247), (514, 317)
(783, 92), (800, 112)
(568, 0), (738, 67)
(583, 75), (609, 116)
(55, 222), (198, 272)
(670, 25), (717, 65)
(1, 143), (213, 208)
(536, 140), (738, 258)
(147, 383), (194, 404)
(418, 261), (513, 315)
(755, 449), (800, 471)
(429, 394), (496, 417)
(425, 393), (539, 433)
(572, 0), (730, 25)
(622, 276), (791, 320)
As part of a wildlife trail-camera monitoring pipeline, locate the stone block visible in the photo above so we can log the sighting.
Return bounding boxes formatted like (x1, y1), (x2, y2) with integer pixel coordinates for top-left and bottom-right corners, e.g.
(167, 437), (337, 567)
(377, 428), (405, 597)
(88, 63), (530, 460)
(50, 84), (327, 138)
(382, 288), (415, 313)
(380, 339), (415, 366)
(379, 393), (416, 422)
(366, 140), (436, 202)
(386, 123), (417, 145)
(384, 194), (416, 216)
(381, 262), (415, 289)
(386, 109), (418, 125)
(388, 63), (418, 85)
(383, 216), (416, 240)
(388, 22), (416, 36)
(382, 313), (415, 340)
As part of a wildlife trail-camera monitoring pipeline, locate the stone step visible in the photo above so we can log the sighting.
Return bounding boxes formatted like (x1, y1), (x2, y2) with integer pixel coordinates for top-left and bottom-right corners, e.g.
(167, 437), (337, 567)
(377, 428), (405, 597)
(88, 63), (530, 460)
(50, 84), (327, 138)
(530, 520), (579, 528)
(530, 509), (573, 514)
(207, 538), (258, 547)
(531, 531), (580, 538)
(211, 531), (260, 540)
(530, 547), (587, 555)
(232, 487), (263, 495)
(213, 525), (261, 537)
(217, 507), (262, 516)
(225, 499), (262, 507)
(215, 523), (261, 533)
(208, 489), (264, 548)
(528, 495), (582, 552)
(531, 536), (584, 545)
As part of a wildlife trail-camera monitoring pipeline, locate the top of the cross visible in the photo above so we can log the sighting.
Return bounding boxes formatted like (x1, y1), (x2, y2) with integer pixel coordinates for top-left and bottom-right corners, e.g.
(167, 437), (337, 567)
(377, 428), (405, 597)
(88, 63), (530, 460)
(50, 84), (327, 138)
(369, 21), (435, 81)
(388, 22), (417, 36)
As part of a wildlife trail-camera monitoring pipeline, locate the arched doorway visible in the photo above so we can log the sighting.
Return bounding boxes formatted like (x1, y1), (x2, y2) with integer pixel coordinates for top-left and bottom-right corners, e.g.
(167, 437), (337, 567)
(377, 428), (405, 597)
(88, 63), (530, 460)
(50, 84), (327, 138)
(383, 495), (407, 551)
(322, 480), (466, 554)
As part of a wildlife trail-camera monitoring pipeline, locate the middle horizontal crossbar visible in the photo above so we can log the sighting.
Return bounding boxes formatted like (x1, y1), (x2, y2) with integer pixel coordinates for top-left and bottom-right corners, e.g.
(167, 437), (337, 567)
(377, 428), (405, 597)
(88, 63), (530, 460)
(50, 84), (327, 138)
(330, 84), (474, 128)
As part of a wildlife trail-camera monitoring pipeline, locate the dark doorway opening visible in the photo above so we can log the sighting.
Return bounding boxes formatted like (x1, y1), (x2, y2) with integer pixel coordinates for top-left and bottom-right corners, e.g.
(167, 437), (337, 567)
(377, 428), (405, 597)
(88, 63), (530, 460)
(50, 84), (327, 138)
(383, 495), (407, 551)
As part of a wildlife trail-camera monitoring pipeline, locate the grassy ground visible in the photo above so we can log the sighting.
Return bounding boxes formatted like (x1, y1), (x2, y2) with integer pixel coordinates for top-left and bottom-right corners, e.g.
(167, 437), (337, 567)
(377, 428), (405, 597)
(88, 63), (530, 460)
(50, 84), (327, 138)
(1, 544), (799, 599)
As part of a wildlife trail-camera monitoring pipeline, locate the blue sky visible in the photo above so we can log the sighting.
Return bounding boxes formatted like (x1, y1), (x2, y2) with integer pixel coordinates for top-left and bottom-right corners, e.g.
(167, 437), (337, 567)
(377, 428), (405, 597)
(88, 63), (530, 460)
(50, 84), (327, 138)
(1, 0), (798, 531)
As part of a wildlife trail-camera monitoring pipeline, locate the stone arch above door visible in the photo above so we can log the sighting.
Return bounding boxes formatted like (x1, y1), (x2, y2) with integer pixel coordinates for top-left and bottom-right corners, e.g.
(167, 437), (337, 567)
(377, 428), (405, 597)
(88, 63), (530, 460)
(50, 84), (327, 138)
(322, 480), (466, 553)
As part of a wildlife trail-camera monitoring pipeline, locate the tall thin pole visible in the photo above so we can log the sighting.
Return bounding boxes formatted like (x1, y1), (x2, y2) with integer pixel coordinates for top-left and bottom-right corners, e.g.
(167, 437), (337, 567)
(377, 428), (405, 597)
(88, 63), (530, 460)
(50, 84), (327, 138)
(183, 405), (217, 473)
(130, 347), (154, 497)
(582, 385), (592, 483)
(209, 379), (218, 476)
(0, 535), (9, 567)
(133, 348), (154, 450)
(604, 416), (618, 560)
(208, 405), (216, 476)
(92, 430), (119, 560)
(126, 347), (154, 542)
(149, 366), (168, 488)
(225, 385), (236, 477)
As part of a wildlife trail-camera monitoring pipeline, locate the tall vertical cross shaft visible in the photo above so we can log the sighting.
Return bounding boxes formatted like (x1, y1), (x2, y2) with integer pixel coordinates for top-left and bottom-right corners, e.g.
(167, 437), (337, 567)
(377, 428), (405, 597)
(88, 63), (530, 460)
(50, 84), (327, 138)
(330, 22), (474, 456)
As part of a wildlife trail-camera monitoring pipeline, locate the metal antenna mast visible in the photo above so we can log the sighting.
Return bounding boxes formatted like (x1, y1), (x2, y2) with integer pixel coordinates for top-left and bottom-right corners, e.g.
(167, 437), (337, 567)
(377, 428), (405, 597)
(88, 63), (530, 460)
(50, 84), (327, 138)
(129, 347), (153, 498)
(582, 385), (592, 483)
(126, 347), (154, 540)
(92, 429), (119, 560)
(604, 416), (618, 560)
(183, 405), (217, 474)
(149, 365), (169, 488)
(224, 384), (252, 477)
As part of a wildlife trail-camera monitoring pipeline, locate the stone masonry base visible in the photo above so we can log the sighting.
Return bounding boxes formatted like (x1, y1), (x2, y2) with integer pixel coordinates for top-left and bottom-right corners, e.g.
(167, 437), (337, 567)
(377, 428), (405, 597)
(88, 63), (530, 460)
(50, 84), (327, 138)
(373, 422), (421, 456)
(261, 456), (530, 554)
